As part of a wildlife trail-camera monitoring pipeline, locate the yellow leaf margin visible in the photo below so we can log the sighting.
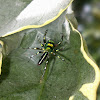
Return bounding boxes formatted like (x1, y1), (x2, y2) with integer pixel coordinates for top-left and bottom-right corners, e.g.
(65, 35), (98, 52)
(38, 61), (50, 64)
(67, 17), (100, 100)
(0, 40), (4, 75)
(1, 0), (74, 38)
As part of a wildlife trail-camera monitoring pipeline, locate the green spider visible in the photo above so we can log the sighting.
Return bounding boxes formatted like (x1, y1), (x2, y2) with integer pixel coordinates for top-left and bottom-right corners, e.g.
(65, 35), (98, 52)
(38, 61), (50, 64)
(28, 30), (65, 79)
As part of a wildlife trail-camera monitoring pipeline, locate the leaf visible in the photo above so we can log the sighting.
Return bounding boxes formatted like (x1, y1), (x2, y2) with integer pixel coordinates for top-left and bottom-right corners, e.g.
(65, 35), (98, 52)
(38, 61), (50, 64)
(0, 22), (99, 100)
(0, 0), (32, 36)
(0, 0), (100, 100)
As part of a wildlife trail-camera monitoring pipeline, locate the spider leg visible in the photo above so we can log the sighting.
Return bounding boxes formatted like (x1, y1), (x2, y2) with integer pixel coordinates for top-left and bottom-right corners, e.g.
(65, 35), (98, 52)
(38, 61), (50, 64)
(55, 49), (60, 52)
(43, 30), (48, 43)
(55, 47), (65, 52)
(55, 33), (63, 46)
(51, 52), (64, 61)
(23, 47), (43, 50)
(32, 51), (43, 57)
(40, 58), (49, 81)
(33, 47), (43, 50)
(55, 45), (71, 54)
(56, 55), (65, 61)
(28, 51), (43, 62)
(37, 35), (44, 47)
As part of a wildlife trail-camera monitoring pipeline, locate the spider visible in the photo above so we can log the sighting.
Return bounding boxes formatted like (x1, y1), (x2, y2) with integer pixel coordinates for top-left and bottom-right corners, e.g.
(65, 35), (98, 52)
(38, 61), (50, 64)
(27, 30), (65, 80)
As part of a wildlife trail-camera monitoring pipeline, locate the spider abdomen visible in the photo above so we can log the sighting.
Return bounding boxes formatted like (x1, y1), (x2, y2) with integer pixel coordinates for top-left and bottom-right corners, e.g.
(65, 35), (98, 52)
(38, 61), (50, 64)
(38, 52), (48, 65)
